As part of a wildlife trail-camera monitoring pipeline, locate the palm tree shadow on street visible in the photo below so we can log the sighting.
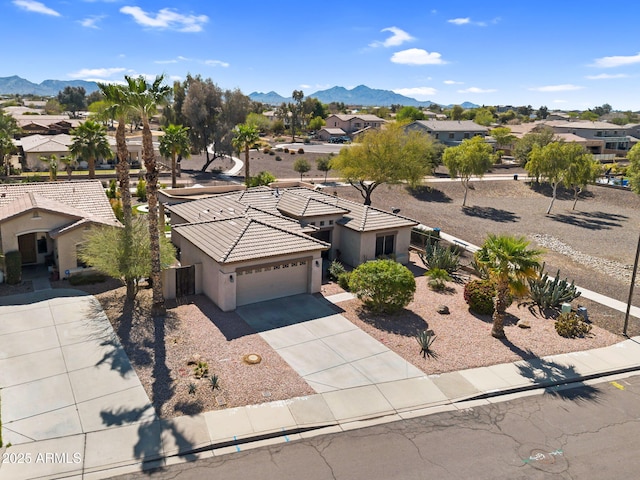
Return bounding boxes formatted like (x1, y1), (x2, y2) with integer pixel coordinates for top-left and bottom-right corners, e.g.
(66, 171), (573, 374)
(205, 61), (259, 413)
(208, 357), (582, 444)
(501, 338), (600, 402)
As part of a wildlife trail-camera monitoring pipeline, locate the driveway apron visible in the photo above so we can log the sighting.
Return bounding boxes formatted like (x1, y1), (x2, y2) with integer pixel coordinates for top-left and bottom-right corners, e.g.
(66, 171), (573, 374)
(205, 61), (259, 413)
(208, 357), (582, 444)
(0, 290), (155, 446)
(237, 294), (424, 393)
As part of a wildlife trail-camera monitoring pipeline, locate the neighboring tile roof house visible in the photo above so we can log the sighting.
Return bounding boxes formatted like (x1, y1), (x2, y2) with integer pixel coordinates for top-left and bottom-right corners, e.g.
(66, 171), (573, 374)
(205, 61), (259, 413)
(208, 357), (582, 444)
(172, 217), (329, 264)
(409, 120), (488, 133)
(0, 180), (119, 225)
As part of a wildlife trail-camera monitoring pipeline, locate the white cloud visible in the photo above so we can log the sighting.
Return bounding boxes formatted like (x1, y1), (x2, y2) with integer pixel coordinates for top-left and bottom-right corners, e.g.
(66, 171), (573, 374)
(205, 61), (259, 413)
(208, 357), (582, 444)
(80, 15), (105, 29)
(448, 17), (470, 25)
(154, 56), (190, 64)
(529, 84), (584, 92)
(591, 52), (640, 68)
(204, 59), (229, 67)
(68, 67), (127, 79)
(13, 0), (60, 16)
(120, 6), (208, 32)
(553, 99), (568, 104)
(444, 80), (463, 85)
(391, 48), (446, 65)
(393, 87), (437, 99)
(169, 75), (182, 82)
(299, 84), (311, 89)
(457, 87), (496, 93)
(369, 26), (415, 48)
(585, 73), (628, 80)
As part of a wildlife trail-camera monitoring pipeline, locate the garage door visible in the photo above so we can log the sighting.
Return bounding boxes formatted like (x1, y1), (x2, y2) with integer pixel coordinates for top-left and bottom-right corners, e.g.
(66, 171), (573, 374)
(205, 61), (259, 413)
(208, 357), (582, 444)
(236, 259), (309, 306)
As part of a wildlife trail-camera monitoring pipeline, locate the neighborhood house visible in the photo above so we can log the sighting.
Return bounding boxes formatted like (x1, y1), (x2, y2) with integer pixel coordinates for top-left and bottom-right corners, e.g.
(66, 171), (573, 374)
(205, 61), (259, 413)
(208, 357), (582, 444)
(161, 184), (417, 311)
(0, 180), (120, 279)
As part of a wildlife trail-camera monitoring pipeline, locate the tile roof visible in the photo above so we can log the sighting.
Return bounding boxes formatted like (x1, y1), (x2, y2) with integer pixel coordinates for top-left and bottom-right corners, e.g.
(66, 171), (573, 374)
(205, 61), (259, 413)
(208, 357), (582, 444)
(166, 192), (314, 234)
(409, 120), (488, 132)
(283, 188), (417, 232)
(172, 217), (329, 264)
(276, 190), (350, 217)
(0, 180), (119, 226)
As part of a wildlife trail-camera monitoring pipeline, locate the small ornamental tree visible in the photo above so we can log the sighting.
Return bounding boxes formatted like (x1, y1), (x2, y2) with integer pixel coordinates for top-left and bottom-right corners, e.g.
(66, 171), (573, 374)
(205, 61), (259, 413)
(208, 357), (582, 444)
(349, 259), (416, 314)
(293, 158), (311, 180)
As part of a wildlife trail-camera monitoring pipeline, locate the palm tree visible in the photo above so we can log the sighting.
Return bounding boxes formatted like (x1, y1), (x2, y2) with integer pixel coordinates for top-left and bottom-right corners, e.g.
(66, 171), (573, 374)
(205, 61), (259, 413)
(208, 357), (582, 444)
(126, 74), (172, 316)
(39, 154), (58, 181)
(474, 234), (542, 339)
(99, 81), (137, 299)
(231, 123), (260, 186)
(159, 124), (190, 188)
(69, 120), (113, 179)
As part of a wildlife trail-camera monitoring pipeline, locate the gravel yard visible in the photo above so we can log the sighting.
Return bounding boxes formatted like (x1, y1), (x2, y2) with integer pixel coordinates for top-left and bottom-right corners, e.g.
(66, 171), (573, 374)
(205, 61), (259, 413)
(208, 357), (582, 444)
(1, 175), (636, 419)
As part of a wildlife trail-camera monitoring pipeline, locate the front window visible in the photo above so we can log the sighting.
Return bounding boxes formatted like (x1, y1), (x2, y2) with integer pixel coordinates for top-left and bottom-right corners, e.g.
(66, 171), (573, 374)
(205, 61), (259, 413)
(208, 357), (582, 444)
(375, 234), (395, 257)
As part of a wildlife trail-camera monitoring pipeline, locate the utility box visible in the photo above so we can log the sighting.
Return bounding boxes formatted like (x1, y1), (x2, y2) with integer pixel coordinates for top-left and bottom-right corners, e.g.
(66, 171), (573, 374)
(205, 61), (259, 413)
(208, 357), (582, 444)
(561, 303), (572, 314)
(577, 306), (588, 321)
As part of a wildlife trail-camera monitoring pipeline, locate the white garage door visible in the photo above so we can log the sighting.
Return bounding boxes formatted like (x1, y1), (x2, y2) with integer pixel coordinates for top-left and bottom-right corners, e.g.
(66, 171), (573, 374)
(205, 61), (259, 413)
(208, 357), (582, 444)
(236, 258), (309, 306)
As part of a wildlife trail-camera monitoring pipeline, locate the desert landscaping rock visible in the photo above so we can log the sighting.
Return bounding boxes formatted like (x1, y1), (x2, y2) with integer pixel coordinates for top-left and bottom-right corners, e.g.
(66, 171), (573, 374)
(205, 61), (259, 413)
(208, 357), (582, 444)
(437, 305), (450, 315)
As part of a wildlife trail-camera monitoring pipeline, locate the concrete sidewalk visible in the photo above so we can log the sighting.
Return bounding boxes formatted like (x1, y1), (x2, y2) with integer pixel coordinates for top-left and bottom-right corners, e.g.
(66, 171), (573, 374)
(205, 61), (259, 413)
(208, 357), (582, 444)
(2, 334), (639, 480)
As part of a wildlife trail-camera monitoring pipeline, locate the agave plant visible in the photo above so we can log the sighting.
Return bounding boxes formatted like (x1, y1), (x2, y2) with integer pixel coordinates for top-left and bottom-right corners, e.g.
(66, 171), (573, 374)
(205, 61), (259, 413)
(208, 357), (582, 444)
(416, 329), (437, 358)
(528, 263), (581, 310)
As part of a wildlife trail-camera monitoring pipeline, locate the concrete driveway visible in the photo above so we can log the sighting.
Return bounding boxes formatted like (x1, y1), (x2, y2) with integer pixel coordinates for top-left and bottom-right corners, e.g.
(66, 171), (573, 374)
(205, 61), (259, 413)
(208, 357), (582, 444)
(0, 290), (155, 446)
(237, 295), (424, 393)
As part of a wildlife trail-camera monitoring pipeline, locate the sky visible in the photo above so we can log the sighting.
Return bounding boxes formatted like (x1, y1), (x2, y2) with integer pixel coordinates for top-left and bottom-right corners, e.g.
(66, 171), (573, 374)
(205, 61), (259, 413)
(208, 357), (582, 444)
(3, 1), (640, 110)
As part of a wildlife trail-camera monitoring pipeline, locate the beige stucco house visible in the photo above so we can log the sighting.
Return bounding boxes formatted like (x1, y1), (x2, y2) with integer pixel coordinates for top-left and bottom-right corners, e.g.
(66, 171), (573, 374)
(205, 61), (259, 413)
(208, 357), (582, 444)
(324, 114), (386, 136)
(161, 184), (417, 310)
(0, 180), (120, 279)
(405, 120), (489, 146)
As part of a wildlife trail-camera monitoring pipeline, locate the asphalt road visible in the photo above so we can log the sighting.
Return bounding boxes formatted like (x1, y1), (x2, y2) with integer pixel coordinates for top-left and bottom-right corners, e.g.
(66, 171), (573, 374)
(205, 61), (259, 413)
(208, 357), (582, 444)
(113, 373), (640, 480)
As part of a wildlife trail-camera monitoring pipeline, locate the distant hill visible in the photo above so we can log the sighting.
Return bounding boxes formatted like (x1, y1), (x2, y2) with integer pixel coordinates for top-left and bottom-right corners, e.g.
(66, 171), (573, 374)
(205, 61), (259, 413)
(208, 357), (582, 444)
(249, 84), (478, 109)
(0, 75), (99, 96)
(248, 91), (289, 104)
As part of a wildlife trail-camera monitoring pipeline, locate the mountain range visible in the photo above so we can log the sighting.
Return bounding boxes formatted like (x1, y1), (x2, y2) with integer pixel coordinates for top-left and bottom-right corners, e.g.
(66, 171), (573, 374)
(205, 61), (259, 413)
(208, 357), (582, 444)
(0, 76), (100, 96)
(249, 85), (479, 109)
(0, 76), (479, 109)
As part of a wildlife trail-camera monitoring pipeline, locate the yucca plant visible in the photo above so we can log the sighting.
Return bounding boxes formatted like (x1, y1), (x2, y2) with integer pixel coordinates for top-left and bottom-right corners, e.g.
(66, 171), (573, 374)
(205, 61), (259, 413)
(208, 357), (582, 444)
(209, 374), (220, 391)
(416, 329), (437, 358)
(528, 263), (581, 310)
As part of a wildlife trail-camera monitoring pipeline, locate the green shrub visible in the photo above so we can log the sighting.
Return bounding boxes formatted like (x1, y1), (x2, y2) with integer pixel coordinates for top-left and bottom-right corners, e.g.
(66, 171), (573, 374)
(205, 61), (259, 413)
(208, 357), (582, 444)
(463, 279), (512, 315)
(337, 272), (351, 291)
(193, 361), (209, 379)
(528, 265), (581, 309)
(5, 250), (21, 285)
(249, 171), (276, 187)
(262, 147), (270, 154)
(418, 242), (459, 274)
(349, 259), (416, 314)
(426, 268), (451, 291)
(275, 155), (282, 162)
(136, 179), (147, 201)
(290, 150), (296, 155)
(269, 151), (275, 156)
(106, 179), (117, 199)
(328, 259), (346, 281)
(555, 311), (592, 338)
(283, 148), (289, 153)
(298, 148), (305, 154)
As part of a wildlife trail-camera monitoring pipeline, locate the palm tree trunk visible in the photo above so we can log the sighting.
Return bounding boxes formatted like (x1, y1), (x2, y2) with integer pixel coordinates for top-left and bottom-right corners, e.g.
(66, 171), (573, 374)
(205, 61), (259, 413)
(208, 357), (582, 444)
(491, 281), (509, 338)
(171, 152), (177, 189)
(142, 118), (166, 316)
(89, 157), (96, 179)
(116, 119), (136, 299)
